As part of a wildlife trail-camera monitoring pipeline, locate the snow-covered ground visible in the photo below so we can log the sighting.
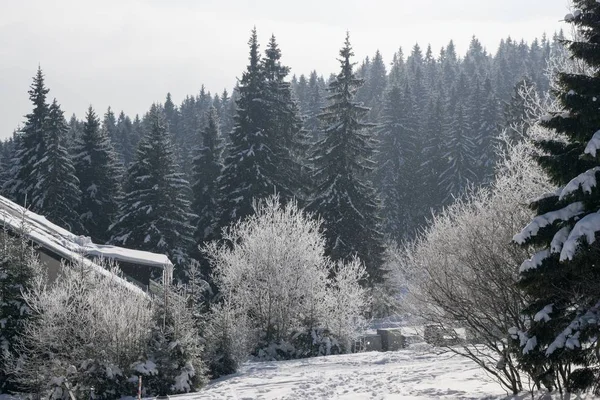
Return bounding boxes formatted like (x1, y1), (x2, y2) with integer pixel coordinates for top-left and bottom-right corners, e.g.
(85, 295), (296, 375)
(177, 346), (521, 400)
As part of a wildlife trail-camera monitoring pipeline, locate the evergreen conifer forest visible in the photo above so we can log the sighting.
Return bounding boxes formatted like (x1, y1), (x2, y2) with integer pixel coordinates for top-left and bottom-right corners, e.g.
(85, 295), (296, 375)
(2, 1), (600, 397)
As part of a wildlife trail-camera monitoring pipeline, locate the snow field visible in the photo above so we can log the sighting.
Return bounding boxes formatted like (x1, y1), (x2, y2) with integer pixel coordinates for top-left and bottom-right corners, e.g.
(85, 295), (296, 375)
(178, 347), (510, 400)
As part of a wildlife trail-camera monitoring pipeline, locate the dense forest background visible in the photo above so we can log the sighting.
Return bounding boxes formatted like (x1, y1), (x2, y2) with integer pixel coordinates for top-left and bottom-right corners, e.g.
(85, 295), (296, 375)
(0, 30), (562, 280)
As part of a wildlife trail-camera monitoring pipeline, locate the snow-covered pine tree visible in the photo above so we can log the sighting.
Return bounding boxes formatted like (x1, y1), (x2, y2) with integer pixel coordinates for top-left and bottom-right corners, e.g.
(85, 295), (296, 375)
(143, 283), (207, 396)
(472, 77), (500, 183)
(407, 44), (426, 112)
(417, 95), (446, 225)
(116, 110), (135, 167)
(164, 92), (180, 135)
(67, 114), (83, 146)
(512, 1), (600, 393)
(308, 33), (386, 285)
(2, 67), (49, 207)
(376, 85), (406, 241)
(358, 50), (387, 121)
(304, 71), (325, 143)
(217, 88), (235, 141)
(389, 47), (406, 86)
(439, 73), (478, 204)
(73, 106), (122, 243)
(102, 106), (118, 149)
(439, 101), (478, 204)
(191, 107), (223, 250)
(31, 99), (83, 232)
(504, 77), (535, 136)
(263, 34), (309, 202)
(464, 36), (488, 82)
(217, 28), (281, 229)
(176, 95), (200, 182)
(295, 74), (309, 111)
(0, 137), (15, 192)
(111, 105), (195, 269)
(196, 86), (212, 130)
(376, 83), (422, 241)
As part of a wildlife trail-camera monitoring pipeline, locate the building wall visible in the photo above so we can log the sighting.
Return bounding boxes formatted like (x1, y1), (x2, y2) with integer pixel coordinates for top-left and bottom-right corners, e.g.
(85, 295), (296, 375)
(38, 250), (62, 283)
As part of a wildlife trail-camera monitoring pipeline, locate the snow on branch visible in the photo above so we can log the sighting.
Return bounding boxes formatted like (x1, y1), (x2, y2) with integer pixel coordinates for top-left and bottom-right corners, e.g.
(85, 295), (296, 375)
(560, 211), (600, 261)
(513, 202), (585, 245)
(584, 130), (600, 157)
(519, 249), (550, 273)
(558, 167), (600, 201)
(546, 300), (600, 356)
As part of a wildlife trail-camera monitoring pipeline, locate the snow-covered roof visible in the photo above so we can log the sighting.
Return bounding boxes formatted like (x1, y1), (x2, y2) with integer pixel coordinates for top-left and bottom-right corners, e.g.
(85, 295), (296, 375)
(0, 195), (173, 292)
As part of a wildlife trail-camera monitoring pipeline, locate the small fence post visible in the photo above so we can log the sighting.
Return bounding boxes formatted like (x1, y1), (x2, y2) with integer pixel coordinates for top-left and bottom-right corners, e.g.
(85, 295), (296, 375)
(137, 375), (143, 400)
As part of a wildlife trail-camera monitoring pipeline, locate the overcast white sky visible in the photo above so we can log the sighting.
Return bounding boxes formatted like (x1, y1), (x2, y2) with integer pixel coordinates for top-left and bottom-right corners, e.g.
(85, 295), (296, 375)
(0, 0), (569, 139)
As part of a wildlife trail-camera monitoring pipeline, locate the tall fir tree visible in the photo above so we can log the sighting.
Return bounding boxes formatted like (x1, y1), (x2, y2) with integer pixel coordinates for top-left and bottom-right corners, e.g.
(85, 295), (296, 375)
(3, 67), (49, 208)
(504, 77), (535, 136)
(263, 34), (308, 201)
(217, 28), (280, 229)
(31, 99), (83, 232)
(305, 70), (325, 141)
(357, 50), (387, 121)
(308, 33), (386, 285)
(116, 111), (135, 167)
(512, 1), (600, 393)
(110, 105), (195, 269)
(376, 85), (408, 241)
(439, 100), (478, 204)
(473, 77), (500, 183)
(218, 88), (235, 141)
(102, 107), (118, 148)
(73, 106), (122, 244)
(191, 107), (223, 252)
(418, 95), (446, 210)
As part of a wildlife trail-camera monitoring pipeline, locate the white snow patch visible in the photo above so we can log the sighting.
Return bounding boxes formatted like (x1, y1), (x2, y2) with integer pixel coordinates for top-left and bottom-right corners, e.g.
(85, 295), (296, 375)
(183, 349), (509, 400)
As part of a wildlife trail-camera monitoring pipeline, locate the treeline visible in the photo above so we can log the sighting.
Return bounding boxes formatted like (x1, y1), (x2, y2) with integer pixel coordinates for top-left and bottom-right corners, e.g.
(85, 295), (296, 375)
(0, 30), (560, 282)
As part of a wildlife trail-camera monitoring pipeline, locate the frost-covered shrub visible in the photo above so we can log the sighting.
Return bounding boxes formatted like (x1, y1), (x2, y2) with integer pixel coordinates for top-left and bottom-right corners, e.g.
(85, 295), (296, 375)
(326, 258), (369, 351)
(142, 283), (207, 396)
(204, 195), (369, 370)
(8, 258), (153, 399)
(0, 230), (43, 394)
(203, 300), (250, 378)
(287, 328), (342, 359)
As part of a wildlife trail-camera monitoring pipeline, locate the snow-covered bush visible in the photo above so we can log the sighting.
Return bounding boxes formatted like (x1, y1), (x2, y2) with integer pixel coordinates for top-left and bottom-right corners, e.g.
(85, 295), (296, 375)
(0, 230), (43, 394)
(398, 111), (555, 393)
(204, 195), (369, 369)
(142, 283), (207, 396)
(326, 258), (369, 351)
(203, 299), (251, 378)
(7, 257), (153, 399)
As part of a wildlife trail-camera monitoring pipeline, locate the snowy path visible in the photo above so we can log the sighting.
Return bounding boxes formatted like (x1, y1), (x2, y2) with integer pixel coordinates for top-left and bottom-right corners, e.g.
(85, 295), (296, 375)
(177, 348), (512, 399)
